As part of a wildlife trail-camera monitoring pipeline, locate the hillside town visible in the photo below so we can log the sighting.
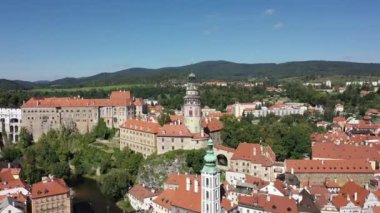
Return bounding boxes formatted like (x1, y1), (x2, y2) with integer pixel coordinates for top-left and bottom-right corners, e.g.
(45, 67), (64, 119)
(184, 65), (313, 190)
(0, 73), (379, 213)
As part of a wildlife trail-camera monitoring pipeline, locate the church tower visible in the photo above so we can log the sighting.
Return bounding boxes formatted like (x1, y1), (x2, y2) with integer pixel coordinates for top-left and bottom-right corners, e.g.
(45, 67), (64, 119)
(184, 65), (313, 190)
(201, 139), (221, 213)
(183, 73), (202, 133)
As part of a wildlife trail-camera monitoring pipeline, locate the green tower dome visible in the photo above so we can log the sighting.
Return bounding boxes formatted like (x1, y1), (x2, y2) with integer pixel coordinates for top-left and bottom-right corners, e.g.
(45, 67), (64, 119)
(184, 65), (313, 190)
(201, 139), (218, 174)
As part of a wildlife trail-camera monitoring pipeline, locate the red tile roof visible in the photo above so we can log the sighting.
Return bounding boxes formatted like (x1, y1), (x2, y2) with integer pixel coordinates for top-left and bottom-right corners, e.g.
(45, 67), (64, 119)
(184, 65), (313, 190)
(325, 181), (340, 188)
(238, 194), (297, 213)
(120, 119), (160, 134)
(165, 174), (201, 212)
(373, 206), (380, 213)
(169, 115), (184, 123)
(332, 181), (369, 208)
(157, 124), (192, 137)
(22, 91), (134, 108)
(333, 116), (346, 123)
(128, 184), (159, 202)
(245, 175), (267, 188)
(312, 142), (380, 162)
(0, 179), (28, 191)
(202, 118), (224, 132)
(221, 198), (237, 211)
(0, 168), (21, 176)
(214, 144), (236, 153)
(31, 178), (69, 199)
(153, 189), (176, 210)
(0, 170), (17, 182)
(231, 143), (276, 166)
(285, 160), (373, 174)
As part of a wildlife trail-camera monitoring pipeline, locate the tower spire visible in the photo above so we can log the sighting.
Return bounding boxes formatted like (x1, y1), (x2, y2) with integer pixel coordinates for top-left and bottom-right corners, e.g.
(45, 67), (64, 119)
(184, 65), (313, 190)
(201, 138), (221, 213)
(202, 139), (218, 174)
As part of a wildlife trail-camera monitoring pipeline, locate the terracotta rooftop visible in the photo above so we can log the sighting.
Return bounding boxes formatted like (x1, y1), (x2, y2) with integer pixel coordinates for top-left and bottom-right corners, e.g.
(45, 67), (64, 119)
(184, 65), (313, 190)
(214, 144), (236, 153)
(0, 179), (28, 192)
(333, 116), (346, 123)
(169, 115), (184, 123)
(153, 189), (176, 210)
(22, 91), (134, 108)
(238, 193), (297, 213)
(0, 170), (17, 182)
(332, 181), (369, 208)
(285, 159), (373, 174)
(165, 174), (201, 212)
(231, 142), (276, 166)
(202, 118), (224, 132)
(120, 119), (160, 134)
(157, 124), (192, 137)
(312, 142), (380, 162)
(31, 178), (69, 199)
(128, 184), (159, 202)
(0, 168), (21, 176)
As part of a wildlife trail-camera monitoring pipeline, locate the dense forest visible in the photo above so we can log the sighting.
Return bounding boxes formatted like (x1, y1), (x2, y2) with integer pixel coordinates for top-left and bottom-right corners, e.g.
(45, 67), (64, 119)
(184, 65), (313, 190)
(1, 60), (380, 89)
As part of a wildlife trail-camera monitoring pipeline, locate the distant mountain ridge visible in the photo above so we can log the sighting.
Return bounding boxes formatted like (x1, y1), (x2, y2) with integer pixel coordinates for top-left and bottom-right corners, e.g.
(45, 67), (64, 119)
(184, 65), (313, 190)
(2, 60), (380, 90)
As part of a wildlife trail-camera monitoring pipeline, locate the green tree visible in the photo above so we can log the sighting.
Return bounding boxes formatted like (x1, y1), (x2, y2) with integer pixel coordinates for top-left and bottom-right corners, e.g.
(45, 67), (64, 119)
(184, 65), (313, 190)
(99, 169), (133, 200)
(158, 113), (171, 126)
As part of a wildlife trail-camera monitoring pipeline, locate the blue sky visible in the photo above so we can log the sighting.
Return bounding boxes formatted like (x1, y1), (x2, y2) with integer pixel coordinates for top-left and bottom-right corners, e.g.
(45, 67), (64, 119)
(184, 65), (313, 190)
(1, 0), (380, 81)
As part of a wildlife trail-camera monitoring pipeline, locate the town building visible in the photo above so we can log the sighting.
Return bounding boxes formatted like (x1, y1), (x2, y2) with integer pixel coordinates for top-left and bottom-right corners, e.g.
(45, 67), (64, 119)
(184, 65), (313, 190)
(156, 124), (208, 155)
(147, 139), (236, 213)
(120, 74), (210, 156)
(214, 143), (284, 181)
(237, 193), (298, 213)
(0, 197), (24, 213)
(0, 108), (21, 143)
(312, 142), (380, 170)
(284, 159), (374, 186)
(21, 91), (143, 140)
(120, 119), (160, 157)
(31, 176), (71, 213)
(127, 184), (160, 211)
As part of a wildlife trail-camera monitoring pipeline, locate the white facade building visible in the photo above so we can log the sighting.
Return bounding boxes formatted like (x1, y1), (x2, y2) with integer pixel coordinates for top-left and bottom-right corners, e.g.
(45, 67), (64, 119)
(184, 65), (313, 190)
(0, 108), (21, 143)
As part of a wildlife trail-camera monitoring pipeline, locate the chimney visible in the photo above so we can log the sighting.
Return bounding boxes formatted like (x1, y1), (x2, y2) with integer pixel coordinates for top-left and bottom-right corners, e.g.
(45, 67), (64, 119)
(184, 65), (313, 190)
(194, 179), (199, 193)
(291, 168), (294, 175)
(253, 148), (256, 156)
(186, 177), (191, 192)
(42, 176), (49, 183)
(7, 163), (10, 168)
(354, 192), (358, 201)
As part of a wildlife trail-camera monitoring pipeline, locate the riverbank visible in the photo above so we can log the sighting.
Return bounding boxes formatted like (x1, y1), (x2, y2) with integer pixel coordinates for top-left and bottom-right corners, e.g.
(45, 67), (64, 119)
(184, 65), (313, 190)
(71, 177), (122, 213)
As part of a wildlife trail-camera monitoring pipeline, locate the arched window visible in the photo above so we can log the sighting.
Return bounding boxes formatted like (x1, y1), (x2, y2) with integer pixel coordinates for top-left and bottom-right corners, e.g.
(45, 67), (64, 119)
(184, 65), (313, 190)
(206, 178), (209, 187)
(206, 191), (209, 199)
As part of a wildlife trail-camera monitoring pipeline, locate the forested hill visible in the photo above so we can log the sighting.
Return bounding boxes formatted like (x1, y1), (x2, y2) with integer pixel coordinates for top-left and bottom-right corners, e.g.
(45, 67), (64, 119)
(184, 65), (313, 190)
(2, 60), (380, 89)
(0, 79), (34, 90)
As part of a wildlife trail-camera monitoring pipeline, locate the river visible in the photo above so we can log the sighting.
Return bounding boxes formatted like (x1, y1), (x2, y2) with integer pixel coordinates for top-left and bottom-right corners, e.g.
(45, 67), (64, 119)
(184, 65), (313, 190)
(71, 177), (123, 213)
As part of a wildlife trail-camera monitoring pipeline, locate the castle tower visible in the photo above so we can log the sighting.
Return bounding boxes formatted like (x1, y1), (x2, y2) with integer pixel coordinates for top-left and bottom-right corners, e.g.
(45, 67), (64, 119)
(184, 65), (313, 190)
(201, 139), (221, 213)
(183, 73), (202, 133)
